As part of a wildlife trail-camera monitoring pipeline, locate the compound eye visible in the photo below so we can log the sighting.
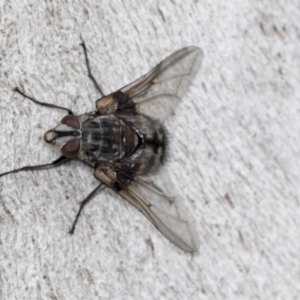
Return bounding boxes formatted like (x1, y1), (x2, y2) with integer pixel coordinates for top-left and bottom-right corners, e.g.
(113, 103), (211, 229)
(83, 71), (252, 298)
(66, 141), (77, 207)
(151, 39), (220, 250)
(61, 114), (80, 129)
(61, 138), (81, 158)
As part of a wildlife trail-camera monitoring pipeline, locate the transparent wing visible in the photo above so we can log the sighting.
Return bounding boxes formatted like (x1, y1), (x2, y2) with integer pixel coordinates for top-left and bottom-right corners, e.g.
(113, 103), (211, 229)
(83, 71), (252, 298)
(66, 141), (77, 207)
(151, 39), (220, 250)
(118, 174), (199, 253)
(120, 47), (203, 122)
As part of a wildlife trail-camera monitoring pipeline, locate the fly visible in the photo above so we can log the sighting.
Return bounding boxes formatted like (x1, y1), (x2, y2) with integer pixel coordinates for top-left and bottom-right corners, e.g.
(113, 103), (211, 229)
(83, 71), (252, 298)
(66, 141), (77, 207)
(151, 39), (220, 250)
(0, 43), (203, 252)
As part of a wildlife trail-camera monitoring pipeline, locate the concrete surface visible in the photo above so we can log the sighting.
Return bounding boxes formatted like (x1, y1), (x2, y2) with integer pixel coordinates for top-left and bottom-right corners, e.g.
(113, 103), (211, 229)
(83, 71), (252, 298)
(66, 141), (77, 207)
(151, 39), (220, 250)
(0, 1), (299, 299)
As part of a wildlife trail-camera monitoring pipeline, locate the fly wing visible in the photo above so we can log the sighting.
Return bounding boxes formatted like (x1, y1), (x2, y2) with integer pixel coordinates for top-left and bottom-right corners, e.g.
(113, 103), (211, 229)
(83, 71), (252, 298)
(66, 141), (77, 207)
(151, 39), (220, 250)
(117, 175), (199, 253)
(120, 47), (203, 123)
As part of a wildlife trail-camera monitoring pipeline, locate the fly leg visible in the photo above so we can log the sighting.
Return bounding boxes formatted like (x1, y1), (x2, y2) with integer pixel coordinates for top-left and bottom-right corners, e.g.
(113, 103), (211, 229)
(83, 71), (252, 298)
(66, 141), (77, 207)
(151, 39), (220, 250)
(14, 88), (73, 114)
(70, 165), (134, 234)
(69, 183), (104, 234)
(69, 163), (116, 234)
(80, 41), (105, 96)
(0, 156), (70, 177)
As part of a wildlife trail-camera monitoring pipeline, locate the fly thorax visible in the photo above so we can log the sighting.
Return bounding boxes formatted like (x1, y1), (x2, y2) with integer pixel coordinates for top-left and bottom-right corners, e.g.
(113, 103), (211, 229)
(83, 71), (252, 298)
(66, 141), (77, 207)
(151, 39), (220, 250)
(81, 115), (139, 161)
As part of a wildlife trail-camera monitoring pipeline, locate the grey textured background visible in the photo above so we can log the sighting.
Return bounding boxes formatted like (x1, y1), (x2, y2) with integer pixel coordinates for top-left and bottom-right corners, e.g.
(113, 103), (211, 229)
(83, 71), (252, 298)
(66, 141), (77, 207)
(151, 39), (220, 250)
(0, 1), (300, 299)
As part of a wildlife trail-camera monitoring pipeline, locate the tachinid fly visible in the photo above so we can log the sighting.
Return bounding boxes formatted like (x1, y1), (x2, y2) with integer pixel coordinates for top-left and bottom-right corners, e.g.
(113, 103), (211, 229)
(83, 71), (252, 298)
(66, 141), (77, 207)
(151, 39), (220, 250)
(1, 43), (203, 252)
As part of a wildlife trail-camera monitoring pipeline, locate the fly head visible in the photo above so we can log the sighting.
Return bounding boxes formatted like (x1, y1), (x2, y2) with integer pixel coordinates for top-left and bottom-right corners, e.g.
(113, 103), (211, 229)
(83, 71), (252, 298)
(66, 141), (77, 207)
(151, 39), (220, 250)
(44, 114), (82, 158)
